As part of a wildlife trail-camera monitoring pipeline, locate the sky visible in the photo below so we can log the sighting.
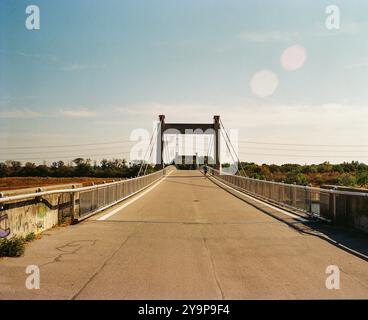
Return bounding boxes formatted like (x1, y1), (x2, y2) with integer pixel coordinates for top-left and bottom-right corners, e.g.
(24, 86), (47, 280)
(1, 0), (368, 165)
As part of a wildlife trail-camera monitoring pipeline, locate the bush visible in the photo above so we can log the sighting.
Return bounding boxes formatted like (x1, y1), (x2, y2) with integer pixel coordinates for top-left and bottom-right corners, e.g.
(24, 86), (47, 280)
(25, 232), (36, 242)
(338, 173), (356, 186)
(0, 236), (26, 257)
(356, 172), (368, 186)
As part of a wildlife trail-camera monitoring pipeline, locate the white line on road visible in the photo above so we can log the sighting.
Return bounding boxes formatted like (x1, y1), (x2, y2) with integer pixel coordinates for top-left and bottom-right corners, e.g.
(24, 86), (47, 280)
(211, 176), (308, 222)
(97, 170), (173, 221)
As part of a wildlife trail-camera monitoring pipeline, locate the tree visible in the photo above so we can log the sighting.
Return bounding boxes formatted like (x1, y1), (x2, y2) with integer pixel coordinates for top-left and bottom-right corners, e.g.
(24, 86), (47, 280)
(338, 173), (356, 187)
(356, 172), (368, 186)
(72, 158), (85, 166)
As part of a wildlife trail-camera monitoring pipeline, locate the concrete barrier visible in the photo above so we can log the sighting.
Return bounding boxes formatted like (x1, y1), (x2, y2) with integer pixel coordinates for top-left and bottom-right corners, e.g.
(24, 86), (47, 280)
(0, 184), (82, 239)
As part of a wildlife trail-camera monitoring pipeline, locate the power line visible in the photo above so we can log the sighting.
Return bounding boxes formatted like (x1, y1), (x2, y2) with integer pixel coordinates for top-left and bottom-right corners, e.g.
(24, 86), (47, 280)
(183, 146), (368, 154)
(235, 146), (368, 153)
(0, 146), (137, 156)
(236, 152), (368, 159)
(0, 151), (132, 161)
(1, 139), (150, 150)
(239, 140), (368, 147)
(2, 151), (368, 162)
(3, 138), (368, 150)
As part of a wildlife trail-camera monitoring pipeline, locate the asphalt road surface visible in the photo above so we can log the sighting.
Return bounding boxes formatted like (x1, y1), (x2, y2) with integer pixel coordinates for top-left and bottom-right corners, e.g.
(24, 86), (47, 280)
(1, 170), (368, 299)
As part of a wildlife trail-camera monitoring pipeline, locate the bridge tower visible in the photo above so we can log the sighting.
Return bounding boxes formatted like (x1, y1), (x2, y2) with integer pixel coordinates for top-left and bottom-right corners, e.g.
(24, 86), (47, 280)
(156, 115), (221, 170)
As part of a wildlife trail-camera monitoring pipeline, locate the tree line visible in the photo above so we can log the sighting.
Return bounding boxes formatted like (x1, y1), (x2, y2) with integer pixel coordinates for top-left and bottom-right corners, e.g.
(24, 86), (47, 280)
(235, 161), (368, 187)
(1, 158), (368, 188)
(0, 158), (155, 179)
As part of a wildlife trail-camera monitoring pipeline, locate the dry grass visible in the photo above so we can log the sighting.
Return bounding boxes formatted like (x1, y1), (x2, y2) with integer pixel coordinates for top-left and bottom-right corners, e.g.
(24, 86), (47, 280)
(0, 177), (117, 191)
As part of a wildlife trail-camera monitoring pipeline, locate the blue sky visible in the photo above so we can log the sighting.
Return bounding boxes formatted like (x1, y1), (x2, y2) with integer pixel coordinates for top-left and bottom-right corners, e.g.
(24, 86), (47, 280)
(1, 0), (368, 164)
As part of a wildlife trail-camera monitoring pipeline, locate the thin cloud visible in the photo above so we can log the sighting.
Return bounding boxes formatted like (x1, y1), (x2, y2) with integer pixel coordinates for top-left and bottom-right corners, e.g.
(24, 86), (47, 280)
(345, 62), (368, 69)
(60, 108), (97, 118)
(114, 102), (368, 133)
(61, 63), (106, 71)
(309, 20), (363, 38)
(15, 50), (59, 62)
(114, 103), (221, 122)
(238, 21), (362, 44)
(0, 108), (42, 119)
(61, 64), (87, 71)
(238, 31), (298, 43)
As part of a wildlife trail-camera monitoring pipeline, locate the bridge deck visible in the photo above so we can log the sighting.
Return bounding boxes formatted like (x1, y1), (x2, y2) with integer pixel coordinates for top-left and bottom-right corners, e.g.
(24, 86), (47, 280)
(1, 170), (368, 299)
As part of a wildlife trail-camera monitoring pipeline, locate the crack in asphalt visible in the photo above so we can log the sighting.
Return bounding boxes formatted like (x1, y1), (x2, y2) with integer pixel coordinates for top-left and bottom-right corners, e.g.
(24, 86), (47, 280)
(70, 229), (138, 300)
(40, 240), (97, 268)
(201, 231), (225, 300)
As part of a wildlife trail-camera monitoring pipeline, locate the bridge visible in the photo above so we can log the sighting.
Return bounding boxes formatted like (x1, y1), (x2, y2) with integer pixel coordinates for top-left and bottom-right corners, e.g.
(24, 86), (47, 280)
(1, 116), (368, 299)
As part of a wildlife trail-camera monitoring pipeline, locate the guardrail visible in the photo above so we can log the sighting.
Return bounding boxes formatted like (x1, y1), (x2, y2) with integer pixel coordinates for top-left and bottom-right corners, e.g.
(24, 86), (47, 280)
(208, 168), (368, 232)
(77, 167), (172, 220)
(0, 166), (175, 238)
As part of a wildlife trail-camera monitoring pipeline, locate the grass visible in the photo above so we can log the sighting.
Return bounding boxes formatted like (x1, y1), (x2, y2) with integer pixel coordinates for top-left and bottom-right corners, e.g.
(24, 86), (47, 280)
(0, 232), (38, 257)
(0, 177), (116, 191)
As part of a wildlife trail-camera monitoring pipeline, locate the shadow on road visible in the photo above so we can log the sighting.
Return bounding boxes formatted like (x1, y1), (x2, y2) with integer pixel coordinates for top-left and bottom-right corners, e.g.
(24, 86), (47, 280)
(208, 175), (368, 262)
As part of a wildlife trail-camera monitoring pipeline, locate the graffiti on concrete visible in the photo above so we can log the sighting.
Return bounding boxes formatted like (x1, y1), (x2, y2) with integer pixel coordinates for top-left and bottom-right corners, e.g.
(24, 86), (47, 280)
(0, 193), (63, 238)
(13, 207), (36, 236)
(36, 202), (47, 230)
(37, 202), (47, 219)
(0, 214), (10, 238)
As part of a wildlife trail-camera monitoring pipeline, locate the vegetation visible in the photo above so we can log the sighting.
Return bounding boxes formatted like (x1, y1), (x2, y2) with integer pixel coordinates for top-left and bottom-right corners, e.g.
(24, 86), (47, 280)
(0, 233), (38, 257)
(1, 158), (368, 188)
(234, 161), (368, 187)
(0, 158), (155, 179)
(0, 177), (120, 191)
(25, 232), (36, 242)
(0, 236), (25, 257)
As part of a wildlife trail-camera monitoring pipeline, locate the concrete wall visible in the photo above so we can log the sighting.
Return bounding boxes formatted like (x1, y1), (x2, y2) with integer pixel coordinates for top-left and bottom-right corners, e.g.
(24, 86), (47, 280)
(0, 184), (82, 239)
(321, 185), (368, 233)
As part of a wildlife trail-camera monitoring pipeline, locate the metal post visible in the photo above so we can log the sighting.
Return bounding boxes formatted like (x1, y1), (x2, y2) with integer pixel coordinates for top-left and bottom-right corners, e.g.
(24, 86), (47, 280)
(213, 115), (220, 170)
(103, 181), (106, 205)
(71, 185), (78, 223)
(91, 182), (95, 211)
(279, 183), (283, 203)
(332, 190), (337, 221)
(292, 183), (297, 208)
(308, 184), (312, 213)
(158, 115), (165, 169)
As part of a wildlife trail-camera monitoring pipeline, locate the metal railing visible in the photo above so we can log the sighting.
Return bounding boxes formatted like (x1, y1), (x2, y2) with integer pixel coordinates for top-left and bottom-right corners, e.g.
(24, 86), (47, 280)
(0, 166), (175, 222)
(208, 168), (368, 222)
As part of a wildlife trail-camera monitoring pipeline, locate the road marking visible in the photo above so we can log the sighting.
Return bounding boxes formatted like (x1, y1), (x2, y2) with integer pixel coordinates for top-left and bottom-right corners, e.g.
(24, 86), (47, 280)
(211, 176), (308, 222)
(97, 171), (173, 221)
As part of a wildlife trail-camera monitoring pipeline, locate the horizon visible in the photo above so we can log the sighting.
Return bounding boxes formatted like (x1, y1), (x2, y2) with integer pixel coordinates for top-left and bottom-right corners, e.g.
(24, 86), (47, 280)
(1, 0), (368, 165)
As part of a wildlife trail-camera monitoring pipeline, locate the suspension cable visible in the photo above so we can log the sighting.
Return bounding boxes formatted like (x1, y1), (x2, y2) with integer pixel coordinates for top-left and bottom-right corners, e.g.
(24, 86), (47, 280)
(138, 123), (159, 176)
(163, 136), (169, 166)
(219, 119), (247, 176)
(143, 121), (163, 175)
(143, 137), (156, 176)
(207, 134), (213, 165)
(219, 129), (238, 168)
